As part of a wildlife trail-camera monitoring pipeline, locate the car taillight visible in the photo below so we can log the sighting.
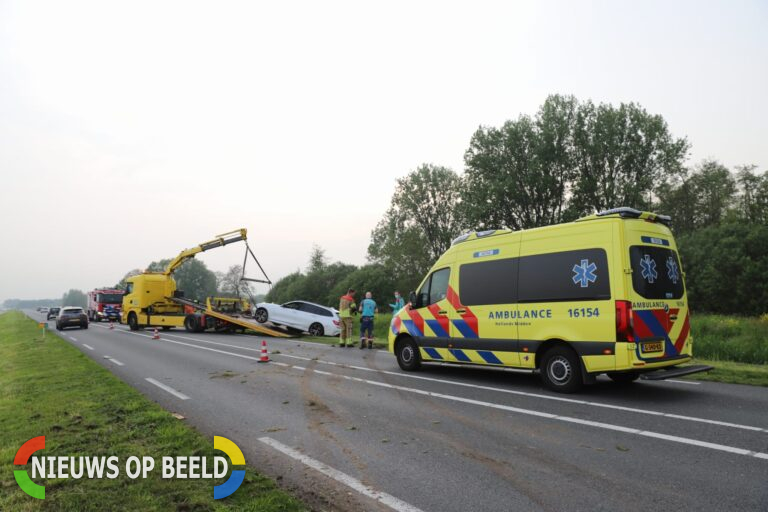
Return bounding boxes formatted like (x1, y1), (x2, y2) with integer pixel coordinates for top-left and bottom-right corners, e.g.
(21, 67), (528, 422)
(333, 320), (340, 326)
(616, 300), (634, 342)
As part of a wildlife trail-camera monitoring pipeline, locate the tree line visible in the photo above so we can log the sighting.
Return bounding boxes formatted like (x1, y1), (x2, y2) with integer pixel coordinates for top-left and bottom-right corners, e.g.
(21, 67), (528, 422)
(269, 95), (767, 316)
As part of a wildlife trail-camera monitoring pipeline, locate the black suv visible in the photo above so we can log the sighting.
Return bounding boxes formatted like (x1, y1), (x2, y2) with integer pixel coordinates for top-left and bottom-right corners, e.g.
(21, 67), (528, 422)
(56, 307), (88, 330)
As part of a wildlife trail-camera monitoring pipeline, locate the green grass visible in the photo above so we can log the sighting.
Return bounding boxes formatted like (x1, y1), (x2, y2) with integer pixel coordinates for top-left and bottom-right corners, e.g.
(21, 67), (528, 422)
(690, 314), (768, 365)
(682, 359), (768, 386)
(0, 311), (305, 511)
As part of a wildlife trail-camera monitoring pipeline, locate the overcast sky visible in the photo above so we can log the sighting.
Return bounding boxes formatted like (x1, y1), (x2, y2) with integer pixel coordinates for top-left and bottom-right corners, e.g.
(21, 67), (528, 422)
(1, 0), (766, 302)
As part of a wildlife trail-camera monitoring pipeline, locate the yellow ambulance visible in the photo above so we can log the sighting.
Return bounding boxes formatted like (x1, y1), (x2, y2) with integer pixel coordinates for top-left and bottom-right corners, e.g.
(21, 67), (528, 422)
(388, 207), (712, 393)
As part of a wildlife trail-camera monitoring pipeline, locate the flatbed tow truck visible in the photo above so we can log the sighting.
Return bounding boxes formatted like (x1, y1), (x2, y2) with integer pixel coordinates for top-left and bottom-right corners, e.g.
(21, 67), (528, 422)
(121, 229), (289, 338)
(171, 296), (288, 335)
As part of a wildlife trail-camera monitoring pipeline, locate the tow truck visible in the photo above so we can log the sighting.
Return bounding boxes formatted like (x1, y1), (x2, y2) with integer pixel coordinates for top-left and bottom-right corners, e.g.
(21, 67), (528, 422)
(121, 229), (289, 337)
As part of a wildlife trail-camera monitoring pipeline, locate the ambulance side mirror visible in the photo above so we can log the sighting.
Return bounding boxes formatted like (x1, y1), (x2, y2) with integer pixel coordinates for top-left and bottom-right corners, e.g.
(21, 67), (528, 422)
(409, 291), (418, 308)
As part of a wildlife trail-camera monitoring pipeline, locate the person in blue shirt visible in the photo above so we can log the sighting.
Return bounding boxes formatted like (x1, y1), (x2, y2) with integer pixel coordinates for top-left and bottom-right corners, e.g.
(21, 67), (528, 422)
(359, 291), (378, 349)
(389, 291), (404, 313)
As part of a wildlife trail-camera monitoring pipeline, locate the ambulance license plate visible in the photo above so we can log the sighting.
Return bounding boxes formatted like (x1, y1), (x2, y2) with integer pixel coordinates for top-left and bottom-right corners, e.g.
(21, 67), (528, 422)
(642, 342), (663, 353)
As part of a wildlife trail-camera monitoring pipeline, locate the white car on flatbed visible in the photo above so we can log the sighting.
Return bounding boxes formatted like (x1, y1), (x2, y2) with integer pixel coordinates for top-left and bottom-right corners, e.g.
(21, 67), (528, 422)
(254, 300), (340, 337)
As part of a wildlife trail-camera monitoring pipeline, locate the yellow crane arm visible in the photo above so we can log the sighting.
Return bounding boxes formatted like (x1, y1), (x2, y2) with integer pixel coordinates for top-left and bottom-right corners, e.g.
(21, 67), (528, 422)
(163, 229), (248, 275)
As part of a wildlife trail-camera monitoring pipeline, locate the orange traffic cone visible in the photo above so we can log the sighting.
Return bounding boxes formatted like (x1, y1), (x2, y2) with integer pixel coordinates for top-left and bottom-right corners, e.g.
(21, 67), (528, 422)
(109, 321), (114, 330)
(257, 340), (270, 363)
(152, 328), (160, 340)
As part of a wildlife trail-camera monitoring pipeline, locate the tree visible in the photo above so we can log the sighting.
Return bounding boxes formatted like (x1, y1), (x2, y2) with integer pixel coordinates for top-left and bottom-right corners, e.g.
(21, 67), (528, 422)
(568, 99), (689, 216)
(217, 265), (253, 298)
(688, 160), (736, 228)
(369, 164), (465, 289)
(463, 94), (577, 229)
(61, 289), (87, 308)
(308, 245), (327, 274)
(655, 174), (698, 235)
(173, 259), (218, 302)
(678, 222), (768, 316)
(657, 160), (738, 235)
(736, 165), (768, 224)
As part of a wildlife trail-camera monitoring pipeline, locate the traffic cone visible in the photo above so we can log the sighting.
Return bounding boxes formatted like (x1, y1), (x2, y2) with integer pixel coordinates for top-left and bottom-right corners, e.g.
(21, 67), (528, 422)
(257, 340), (270, 363)
(152, 328), (160, 340)
(109, 321), (114, 330)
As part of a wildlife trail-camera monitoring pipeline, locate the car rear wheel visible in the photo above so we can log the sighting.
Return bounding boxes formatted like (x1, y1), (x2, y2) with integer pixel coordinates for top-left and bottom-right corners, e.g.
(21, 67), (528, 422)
(82, 323), (88, 329)
(540, 345), (583, 393)
(308, 323), (324, 336)
(255, 308), (268, 323)
(396, 337), (421, 371)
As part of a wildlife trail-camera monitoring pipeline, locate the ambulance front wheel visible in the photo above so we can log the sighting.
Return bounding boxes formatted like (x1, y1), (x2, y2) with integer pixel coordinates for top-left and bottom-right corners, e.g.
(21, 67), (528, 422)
(396, 337), (421, 371)
(540, 345), (583, 393)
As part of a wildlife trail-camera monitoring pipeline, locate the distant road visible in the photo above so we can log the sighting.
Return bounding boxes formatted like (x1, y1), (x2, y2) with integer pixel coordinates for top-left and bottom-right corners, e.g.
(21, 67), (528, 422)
(25, 310), (768, 511)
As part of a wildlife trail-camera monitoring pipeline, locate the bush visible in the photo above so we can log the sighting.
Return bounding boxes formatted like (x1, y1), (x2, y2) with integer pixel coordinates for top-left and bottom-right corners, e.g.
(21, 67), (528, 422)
(677, 222), (768, 316)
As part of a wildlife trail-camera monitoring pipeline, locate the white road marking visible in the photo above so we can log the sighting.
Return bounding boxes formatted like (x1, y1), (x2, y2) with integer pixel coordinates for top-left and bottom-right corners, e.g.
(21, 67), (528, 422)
(82, 344), (94, 350)
(68, 336), (77, 341)
(666, 379), (701, 385)
(145, 378), (190, 400)
(104, 356), (124, 366)
(303, 367), (768, 461)
(109, 328), (768, 452)
(259, 437), (424, 512)
(124, 329), (767, 434)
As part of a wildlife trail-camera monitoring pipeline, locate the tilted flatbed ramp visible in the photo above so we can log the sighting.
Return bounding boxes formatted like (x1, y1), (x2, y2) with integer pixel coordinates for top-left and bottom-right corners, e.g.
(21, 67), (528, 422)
(168, 296), (292, 338)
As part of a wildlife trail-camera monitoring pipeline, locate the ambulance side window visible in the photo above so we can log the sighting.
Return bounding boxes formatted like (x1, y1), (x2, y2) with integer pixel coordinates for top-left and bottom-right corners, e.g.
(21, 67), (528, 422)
(429, 268), (450, 305)
(418, 268), (450, 307)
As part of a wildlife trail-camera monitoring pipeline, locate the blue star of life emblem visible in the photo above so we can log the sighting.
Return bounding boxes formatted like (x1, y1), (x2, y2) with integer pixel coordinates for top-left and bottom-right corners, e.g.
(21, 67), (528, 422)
(572, 259), (597, 288)
(666, 256), (679, 284)
(640, 254), (658, 283)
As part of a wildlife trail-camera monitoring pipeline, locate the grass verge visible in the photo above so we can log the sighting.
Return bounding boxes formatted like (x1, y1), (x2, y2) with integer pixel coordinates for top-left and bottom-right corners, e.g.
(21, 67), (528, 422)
(0, 311), (304, 511)
(682, 359), (768, 386)
(690, 314), (768, 365)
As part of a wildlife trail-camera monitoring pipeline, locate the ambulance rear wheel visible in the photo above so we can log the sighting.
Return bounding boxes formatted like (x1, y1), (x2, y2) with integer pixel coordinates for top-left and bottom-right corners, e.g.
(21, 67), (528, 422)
(396, 338), (421, 371)
(540, 345), (583, 393)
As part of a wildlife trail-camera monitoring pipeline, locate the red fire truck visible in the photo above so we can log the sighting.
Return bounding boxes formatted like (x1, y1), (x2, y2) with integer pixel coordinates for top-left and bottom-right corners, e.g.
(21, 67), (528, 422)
(87, 289), (125, 322)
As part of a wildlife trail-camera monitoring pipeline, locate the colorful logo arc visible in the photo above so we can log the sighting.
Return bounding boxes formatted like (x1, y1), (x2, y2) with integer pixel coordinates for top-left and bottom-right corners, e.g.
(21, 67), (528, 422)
(14, 436), (46, 499)
(213, 436), (245, 499)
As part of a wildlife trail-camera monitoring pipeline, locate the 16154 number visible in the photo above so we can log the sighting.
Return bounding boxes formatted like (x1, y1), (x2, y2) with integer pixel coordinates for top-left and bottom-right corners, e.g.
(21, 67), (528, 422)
(567, 307), (600, 318)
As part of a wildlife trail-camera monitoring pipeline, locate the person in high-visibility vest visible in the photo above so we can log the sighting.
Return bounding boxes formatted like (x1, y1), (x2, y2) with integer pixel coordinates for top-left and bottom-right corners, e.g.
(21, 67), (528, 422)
(338, 289), (357, 347)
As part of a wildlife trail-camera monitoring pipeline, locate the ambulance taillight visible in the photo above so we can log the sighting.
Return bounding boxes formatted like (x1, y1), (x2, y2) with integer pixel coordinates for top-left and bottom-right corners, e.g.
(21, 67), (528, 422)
(615, 300), (634, 342)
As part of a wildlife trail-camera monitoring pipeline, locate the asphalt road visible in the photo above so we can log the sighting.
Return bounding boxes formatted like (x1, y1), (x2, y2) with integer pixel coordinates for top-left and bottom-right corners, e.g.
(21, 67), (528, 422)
(26, 310), (768, 511)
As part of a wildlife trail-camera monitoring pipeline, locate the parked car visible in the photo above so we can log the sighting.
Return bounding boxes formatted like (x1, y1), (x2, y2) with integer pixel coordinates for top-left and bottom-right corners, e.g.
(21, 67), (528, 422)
(254, 301), (340, 336)
(47, 307), (61, 320)
(56, 307), (88, 331)
(40, 307), (49, 314)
